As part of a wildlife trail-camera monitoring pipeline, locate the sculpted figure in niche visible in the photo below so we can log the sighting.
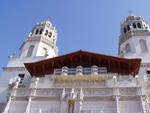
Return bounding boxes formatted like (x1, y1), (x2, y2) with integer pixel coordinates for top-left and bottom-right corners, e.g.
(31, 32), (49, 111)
(68, 101), (74, 113)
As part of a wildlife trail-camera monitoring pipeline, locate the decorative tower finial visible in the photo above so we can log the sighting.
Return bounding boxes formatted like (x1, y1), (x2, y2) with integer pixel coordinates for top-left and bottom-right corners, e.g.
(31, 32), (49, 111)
(128, 10), (133, 15)
(47, 16), (51, 21)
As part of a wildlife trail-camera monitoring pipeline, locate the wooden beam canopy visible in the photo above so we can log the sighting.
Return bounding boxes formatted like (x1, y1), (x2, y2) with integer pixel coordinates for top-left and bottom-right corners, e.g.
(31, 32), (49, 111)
(24, 50), (141, 77)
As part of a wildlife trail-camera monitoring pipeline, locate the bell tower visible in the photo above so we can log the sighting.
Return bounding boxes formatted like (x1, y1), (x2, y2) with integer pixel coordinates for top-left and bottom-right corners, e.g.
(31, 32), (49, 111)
(0, 20), (59, 104)
(19, 20), (58, 59)
(118, 14), (150, 63)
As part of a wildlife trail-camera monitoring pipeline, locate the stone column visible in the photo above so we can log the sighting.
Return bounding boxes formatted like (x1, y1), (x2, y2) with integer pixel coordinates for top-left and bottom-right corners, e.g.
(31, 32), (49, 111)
(13, 77), (21, 96)
(3, 77), (21, 113)
(33, 78), (39, 96)
(60, 88), (66, 113)
(113, 76), (120, 113)
(79, 88), (84, 113)
(25, 78), (39, 113)
(140, 96), (147, 113)
(2, 97), (12, 113)
(25, 97), (32, 113)
(115, 96), (120, 113)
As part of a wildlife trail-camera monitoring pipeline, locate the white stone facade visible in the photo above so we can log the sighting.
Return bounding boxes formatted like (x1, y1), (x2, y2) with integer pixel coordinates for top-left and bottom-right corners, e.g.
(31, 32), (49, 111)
(1, 14), (150, 113)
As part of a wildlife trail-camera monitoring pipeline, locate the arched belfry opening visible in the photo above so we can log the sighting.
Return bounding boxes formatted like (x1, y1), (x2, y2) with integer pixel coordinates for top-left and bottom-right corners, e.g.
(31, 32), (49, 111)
(125, 43), (131, 53)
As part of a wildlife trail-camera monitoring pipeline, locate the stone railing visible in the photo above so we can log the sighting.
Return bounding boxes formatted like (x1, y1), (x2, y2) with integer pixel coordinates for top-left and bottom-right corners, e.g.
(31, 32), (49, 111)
(10, 87), (140, 98)
(53, 67), (107, 76)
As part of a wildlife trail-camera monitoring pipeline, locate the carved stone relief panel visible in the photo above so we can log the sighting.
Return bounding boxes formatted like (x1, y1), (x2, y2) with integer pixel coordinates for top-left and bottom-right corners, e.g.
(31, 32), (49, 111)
(119, 88), (136, 95)
(53, 81), (106, 88)
(83, 88), (113, 96)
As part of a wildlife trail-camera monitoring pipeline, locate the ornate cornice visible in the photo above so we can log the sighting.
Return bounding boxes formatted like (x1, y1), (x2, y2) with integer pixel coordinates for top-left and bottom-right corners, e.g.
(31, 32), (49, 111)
(119, 30), (150, 45)
(3, 67), (27, 72)
(10, 87), (143, 101)
(26, 36), (56, 48)
(141, 63), (150, 68)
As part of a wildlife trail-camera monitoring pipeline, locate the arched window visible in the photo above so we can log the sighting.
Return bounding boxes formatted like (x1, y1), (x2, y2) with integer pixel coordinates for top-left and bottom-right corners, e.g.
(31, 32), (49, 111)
(42, 47), (48, 56)
(127, 25), (130, 31)
(137, 23), (141, 28)
(39, 29), (43, 34)
(139, 39), (148, 53)
(133, 23), (136, 28)
(125, 43), (131, 53)
(35, 29), (39, 34)
(48, 32), (52, 38)
(45, 30), (48, 36)
(124, 28), (127, 33)
(26, 45), (34, 57)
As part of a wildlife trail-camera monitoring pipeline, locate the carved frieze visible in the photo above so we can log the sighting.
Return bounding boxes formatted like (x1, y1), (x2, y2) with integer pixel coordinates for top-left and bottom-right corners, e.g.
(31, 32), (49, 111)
(13, 87), (140, 99)
(53, 74), (108, 87)
(54, 81), (106, 87)
(119, 88), (136, 95)
(36, 89), (62, 96)
(83, 88), (113, 96)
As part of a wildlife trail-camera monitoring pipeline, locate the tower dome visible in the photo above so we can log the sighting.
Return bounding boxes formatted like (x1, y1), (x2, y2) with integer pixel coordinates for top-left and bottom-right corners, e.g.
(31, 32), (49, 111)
(119, 14), (150, 47)
(118, 14), (150, 63)
(19, 19), (58, 59)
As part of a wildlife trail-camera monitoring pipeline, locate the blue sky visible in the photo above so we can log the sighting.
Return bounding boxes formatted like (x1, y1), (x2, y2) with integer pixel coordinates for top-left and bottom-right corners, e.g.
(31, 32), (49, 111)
(1, 0), (150, 74)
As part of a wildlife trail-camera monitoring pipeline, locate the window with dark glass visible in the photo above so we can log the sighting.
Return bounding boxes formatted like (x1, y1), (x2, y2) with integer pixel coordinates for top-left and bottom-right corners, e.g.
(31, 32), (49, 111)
(48, 32), (52, 38)
(45, 30), (48, 36)
(133, 23), (136, 28)
(18, 74), (25, 84)
(137, 23), (141, 28)
(35, 29), (39, 34)
(146, 71), (150, 81)
(40, 29), (43, 34)
(127, 25), (130, 31)
(124, 28), (127, 33)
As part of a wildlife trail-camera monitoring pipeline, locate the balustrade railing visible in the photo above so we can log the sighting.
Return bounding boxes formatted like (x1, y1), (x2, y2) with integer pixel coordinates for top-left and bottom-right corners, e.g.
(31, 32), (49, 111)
(54, 67), (107, 76)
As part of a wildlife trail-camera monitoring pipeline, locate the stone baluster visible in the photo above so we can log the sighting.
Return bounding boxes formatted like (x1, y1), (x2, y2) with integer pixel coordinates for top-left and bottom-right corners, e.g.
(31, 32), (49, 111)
(76, 66), (83, 75)
(61, 66), (68, 76)
(2, 97), (12, 113)
(24, 97), (32, 113)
